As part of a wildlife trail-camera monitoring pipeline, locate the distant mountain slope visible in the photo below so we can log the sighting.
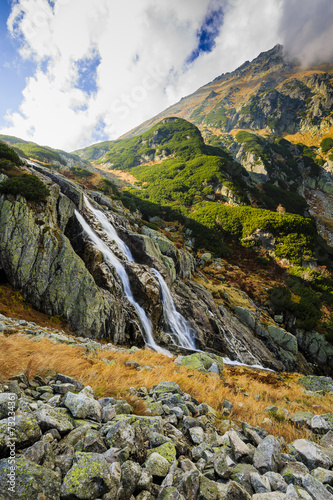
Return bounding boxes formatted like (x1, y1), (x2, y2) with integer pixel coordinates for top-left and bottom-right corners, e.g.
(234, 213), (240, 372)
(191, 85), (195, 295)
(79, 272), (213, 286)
(0, 134), (89, 168)
(120, 45), (333, 146)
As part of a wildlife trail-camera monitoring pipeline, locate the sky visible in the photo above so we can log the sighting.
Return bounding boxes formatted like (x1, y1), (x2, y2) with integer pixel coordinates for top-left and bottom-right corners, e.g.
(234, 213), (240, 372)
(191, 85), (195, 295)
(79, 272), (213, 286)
(0, 0), (332, 152)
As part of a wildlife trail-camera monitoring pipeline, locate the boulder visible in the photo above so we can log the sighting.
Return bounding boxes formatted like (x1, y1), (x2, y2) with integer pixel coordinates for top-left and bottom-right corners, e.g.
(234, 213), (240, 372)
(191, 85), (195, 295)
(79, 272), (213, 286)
(253, 435), (281, 473)
(63, 391), (102, 422)
(0, 412), (41, 456)
(144, 452), (171, 477)
(33, 405), (74, 434)
(61, 452), (113, 499)
(0, 393), (18, 419)
(288, 439), (332, 470)
(0, 456), (61, 499)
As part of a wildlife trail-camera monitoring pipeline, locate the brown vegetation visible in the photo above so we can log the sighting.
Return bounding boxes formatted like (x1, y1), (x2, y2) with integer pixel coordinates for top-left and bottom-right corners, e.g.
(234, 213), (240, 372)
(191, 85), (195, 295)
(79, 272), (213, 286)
(0, 331), (331, 447)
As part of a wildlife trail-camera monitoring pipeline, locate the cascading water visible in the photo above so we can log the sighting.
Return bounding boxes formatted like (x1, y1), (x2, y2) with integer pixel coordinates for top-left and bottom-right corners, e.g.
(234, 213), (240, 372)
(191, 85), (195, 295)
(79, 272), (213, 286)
(151, 269), (197, 350)
(74, 209), (160, 351)
(84, 196), (134, 261)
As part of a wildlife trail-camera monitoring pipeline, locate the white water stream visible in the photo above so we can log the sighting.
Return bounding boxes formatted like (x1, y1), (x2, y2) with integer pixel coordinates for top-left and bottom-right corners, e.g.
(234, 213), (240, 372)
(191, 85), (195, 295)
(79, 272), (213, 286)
(151, 269), (197, 350)
(76, 196), (271, 370)
(75, 209), (161, 351)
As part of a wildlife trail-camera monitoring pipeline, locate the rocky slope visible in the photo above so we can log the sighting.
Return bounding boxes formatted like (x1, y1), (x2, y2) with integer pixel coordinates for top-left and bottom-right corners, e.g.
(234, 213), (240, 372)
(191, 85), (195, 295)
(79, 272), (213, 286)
(0, 356), (332, 500)
(0, 160), (332, 375)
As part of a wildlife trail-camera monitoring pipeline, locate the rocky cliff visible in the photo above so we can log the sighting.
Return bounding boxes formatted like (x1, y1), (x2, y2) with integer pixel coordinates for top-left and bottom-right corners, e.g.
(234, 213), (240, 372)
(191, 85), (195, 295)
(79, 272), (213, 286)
(0, 165), (332, 375)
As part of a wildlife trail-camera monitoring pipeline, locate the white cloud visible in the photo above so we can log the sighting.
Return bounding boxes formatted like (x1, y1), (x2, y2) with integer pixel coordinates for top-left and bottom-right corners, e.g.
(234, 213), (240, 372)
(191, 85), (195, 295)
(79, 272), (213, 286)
(1, 0), (330, 151)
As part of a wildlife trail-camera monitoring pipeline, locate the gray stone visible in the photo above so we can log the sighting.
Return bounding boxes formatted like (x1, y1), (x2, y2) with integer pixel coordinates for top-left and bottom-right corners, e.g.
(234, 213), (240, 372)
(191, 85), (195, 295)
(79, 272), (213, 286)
(285, 484), (312, 499)
(63, 391), (102, 421)
(288, 439), (332, 470)
(52, 382), (76, 394)
(250, 471), (271, 493)
(281, 461), (310, 485)
(105, 421), (136, 449)
(144, 452), (170, 477)
(253, 435), (281, 473)
(55, 373), (84, 391)
(264, 471), (288, 492)
(0, 393), (18, 419)
(83, 428), (107, 453)
(61, 451), (113, 499)
(120, 460), (142, 497)
(302, 473), (333, 500)
(298, 375), (333, 393)
(33, 405), (74, 434)
(310, 415), (331, 433)
(228, 429), (251, 461)
(0, 412), (41, 455)
(252, 493), (286, 499)
(311, 466), (333, 485)
(0, 456), (61, 499)
(189, 427), (205, 444)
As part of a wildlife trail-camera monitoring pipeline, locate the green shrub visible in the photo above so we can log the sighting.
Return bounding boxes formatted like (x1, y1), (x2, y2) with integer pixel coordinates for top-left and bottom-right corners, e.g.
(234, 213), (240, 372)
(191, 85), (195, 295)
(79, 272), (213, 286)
(0, 143), (23, 165)
(71, 166), (93, 178)
(320, 137), (333, 154)
(0, 174), (50, 202)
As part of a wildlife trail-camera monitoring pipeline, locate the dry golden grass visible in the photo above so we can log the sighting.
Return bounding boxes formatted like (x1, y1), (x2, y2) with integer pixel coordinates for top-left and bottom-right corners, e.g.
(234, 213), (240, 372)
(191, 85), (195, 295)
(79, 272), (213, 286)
(0, 332), (332, 446)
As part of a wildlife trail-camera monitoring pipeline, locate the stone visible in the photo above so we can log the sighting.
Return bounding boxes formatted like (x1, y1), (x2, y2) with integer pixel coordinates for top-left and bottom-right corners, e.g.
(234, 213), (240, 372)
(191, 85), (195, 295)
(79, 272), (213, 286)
(61, 452), (113, 499)
(153, 381), (183, 396)
(0, 456), (61, 499)
(311, 466), (333, 485)
(63, 391), (102, 422)
(298, 376), (333, 393)
(105, 421), (136, 449)
(181, 468), (200, 499)
(102, 404), (116, 423)
(189, 427), (205, 444)
(0, 412), (41, 456)
(252, 493), (286, 499)
(288, 439), (332, 470)
(253, 435), (281, 473)
(290, 412), (314, 426)
(83, 428), (107, 453)
(114, 400), (133, 415)
(0, 393), (18, 419)
(231, 463), (258, 495)
(285, 484), (312, 499)
(52, 382), (76, 394)
(147, 442), (177, 464)
(144, 452), (170, 477)
(33, 405), (74, 434)
(281, 461), (310, 485)
(228, 429), (252, 461)
(302, 473), (333, 500)
(158, 487), (185, 499)
(175, 353), (223, 374)
(213, 450), (230, 479)
(120, 460), (142, 498)
(310, 415), (331, 433)
(198, 475), (220, 500)
(264, 471), (288, 492)
(250, 471), (271, 493)
(225, 480), (251, 499)
(149, 432), (171, 448)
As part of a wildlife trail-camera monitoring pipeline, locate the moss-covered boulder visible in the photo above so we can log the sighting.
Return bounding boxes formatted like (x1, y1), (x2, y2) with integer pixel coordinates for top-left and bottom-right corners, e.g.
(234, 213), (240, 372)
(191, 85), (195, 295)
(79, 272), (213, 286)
(0, 457), (61, 499)
(147, 441), (177, 464)
(0, 412), (41, 457)
(61, 452), (113, 499)
(175, 352), (224, 374)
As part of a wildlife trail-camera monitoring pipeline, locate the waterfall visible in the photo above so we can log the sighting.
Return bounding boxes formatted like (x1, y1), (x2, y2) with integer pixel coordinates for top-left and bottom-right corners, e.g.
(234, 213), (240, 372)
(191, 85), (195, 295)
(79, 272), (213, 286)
(74, 209), (161, 351)
(84, 196), (134, 261)
(151, 269), (197, 350)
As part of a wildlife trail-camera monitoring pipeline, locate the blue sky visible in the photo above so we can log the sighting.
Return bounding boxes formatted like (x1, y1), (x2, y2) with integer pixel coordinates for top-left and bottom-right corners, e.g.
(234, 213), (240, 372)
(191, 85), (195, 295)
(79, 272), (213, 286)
(0, 0), (35, 125)
(0, 0), (331, 151)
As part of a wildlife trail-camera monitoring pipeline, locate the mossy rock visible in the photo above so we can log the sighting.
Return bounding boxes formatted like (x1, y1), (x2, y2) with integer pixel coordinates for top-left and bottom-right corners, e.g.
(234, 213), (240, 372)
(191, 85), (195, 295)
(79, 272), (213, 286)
(0, 457), (61, 500)
(147, 441), (177, 464)
(298, 376), (333, 393)
(175, 352), (223, 374)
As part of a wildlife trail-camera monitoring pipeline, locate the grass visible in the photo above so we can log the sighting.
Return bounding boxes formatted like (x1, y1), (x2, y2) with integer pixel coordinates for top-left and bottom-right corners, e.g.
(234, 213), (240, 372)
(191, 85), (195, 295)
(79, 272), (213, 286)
(0, 331), (331, 446)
